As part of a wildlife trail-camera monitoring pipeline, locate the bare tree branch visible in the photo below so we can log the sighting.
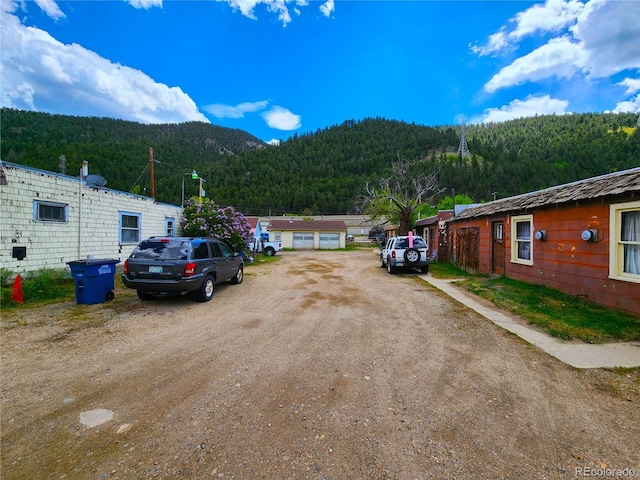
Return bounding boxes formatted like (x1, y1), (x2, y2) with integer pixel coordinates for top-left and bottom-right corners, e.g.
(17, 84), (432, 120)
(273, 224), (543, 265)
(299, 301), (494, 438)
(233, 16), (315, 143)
(361, 155), (444, 235)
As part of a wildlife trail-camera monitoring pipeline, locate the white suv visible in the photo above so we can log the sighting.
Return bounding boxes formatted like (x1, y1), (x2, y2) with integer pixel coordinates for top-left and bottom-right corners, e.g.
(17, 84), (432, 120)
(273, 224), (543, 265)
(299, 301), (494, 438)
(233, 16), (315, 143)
(380, 235), (430, 274)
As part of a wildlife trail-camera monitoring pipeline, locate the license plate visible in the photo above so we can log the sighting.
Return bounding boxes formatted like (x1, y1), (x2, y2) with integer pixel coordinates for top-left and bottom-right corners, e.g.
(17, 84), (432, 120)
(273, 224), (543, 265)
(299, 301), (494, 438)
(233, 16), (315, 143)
(149, 266), (163, 273)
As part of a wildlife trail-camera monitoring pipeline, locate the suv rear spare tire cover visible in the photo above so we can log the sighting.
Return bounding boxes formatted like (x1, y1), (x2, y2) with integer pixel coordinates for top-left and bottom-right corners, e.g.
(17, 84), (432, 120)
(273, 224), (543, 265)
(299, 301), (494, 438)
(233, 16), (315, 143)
(404, 248), (420, 265)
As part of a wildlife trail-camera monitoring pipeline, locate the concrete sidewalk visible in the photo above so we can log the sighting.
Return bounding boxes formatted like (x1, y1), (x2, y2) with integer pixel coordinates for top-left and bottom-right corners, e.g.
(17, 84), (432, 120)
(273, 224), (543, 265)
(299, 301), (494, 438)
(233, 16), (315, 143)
(419, 275), (640, 369)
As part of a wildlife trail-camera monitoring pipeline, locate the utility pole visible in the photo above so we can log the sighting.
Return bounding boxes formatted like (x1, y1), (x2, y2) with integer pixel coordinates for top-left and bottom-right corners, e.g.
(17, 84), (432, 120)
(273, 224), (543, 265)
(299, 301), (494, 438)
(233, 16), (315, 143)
(149, 147), (155, 198)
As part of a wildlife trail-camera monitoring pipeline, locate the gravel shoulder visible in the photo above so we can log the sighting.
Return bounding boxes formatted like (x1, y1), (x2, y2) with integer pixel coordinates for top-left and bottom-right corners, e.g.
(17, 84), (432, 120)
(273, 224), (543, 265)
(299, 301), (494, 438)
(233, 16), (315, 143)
(1, 249), (639, 479)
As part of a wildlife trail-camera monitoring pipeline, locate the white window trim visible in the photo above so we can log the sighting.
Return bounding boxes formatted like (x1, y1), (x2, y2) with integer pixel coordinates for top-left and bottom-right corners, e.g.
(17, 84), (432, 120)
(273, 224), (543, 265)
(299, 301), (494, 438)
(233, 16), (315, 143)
(165, 217), (176, 237)
(609, 200), (640, 284)
(119, 211), (142, 244)
(510, 214), (533, 266)
(33, 200), (68, 222)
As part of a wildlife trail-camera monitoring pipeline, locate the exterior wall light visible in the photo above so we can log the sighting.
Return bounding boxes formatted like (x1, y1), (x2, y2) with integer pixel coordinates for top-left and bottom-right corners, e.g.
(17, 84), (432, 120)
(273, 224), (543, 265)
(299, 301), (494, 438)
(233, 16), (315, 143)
(535, 230), (547, 241)
(581, 229), (598, 242)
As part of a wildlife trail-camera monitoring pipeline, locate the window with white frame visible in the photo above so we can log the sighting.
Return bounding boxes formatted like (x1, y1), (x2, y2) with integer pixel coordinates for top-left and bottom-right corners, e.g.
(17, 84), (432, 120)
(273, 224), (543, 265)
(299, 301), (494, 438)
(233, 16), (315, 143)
(120, 211), (141, 244)
(166, 217), (175, 237)
(34, 200), (68, 222)
(511, 215), (533, 265)
(609, 200), (640, 283)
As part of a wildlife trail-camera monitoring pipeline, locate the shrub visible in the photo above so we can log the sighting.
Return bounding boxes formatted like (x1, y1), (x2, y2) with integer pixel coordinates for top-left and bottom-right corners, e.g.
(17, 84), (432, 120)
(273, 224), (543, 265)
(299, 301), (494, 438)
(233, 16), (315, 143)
(180, 200), (252, 254)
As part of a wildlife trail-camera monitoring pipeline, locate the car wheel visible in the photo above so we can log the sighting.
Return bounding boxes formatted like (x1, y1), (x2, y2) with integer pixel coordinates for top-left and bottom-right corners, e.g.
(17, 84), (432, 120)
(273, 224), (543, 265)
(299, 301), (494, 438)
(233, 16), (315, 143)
(420, 265), (429, 274)
(264, 246), (276, 256)
(404, 248), (420, 265)
(380, 254), (386, 268)
(231, 265), (243, 284)
(137, 290), (155, 301)
(387, 257), (396, 274)
(196, 275), (215, 302)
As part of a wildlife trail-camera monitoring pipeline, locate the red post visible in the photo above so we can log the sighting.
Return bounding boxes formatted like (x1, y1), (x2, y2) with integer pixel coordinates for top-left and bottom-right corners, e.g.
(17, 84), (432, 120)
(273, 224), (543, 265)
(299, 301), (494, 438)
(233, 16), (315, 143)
(11, 274), (23, 304)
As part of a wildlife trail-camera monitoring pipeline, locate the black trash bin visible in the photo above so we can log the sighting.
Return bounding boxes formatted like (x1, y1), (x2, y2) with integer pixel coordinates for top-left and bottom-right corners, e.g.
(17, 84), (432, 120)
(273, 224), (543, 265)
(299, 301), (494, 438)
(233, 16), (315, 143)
(67, 258), (120, 305)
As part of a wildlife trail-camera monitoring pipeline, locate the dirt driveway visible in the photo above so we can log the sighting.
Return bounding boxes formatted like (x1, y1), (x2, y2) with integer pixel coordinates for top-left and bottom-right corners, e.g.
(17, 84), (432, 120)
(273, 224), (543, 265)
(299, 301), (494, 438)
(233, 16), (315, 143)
(1, 250), (638, 479)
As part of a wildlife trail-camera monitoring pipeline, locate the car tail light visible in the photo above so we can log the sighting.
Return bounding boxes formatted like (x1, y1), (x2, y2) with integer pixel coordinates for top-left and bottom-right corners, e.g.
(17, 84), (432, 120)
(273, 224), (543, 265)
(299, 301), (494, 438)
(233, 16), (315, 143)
(123, 259), (129, 275)
(391, 251), (396, 259)
(184, 262), (196, 277)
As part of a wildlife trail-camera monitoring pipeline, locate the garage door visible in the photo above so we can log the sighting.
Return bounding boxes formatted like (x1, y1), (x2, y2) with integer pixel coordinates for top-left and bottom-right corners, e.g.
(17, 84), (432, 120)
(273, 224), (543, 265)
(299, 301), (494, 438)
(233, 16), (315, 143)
(293, 233), (314, 249)
(319, 233), (340, 249)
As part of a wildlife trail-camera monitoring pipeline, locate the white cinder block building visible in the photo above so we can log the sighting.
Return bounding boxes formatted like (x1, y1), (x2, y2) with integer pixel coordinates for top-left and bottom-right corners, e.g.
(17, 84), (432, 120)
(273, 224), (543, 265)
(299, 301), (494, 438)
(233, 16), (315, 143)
(0, 161), (182, 274)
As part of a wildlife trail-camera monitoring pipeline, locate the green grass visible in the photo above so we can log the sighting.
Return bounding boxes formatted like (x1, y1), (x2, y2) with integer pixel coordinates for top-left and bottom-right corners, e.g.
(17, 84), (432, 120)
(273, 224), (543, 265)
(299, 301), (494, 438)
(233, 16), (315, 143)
(456, 275), (640, 343)
(428, 262), (474, 279)
(1, 268), (76, 310)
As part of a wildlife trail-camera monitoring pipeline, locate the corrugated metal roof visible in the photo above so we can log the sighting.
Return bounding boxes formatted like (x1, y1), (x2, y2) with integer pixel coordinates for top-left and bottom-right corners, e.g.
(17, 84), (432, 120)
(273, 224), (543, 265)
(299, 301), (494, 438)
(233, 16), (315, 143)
(270, 219), (347, 231)
(452, 167), (640, 221)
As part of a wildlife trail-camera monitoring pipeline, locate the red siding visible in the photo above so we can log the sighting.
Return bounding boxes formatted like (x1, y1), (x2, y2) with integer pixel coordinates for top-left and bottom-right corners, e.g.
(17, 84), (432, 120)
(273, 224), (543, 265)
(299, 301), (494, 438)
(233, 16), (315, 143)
(451, 201), (640, 316)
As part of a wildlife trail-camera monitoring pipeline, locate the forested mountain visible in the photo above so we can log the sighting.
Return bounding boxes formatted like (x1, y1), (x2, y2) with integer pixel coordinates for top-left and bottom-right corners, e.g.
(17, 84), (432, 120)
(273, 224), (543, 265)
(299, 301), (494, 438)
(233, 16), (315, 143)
(0, 108), (265, 205)
(1, 108), (639, 215)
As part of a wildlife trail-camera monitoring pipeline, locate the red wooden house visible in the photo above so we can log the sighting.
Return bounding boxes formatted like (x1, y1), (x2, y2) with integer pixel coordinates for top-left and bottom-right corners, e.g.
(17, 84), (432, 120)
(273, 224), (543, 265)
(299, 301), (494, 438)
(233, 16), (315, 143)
(448, 168), (640, 315)
(414, 210), (454, 262)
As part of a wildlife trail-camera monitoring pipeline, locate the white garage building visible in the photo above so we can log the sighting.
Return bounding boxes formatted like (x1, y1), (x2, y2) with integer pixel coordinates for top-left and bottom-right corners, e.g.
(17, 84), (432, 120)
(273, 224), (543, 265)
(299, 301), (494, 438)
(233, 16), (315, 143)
(268, 219), (347, 250)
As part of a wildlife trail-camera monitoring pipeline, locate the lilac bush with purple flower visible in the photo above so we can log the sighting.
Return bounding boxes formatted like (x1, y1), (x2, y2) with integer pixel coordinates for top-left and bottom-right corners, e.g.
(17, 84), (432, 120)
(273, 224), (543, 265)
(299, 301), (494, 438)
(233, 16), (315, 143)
(181, 200), (252, 254)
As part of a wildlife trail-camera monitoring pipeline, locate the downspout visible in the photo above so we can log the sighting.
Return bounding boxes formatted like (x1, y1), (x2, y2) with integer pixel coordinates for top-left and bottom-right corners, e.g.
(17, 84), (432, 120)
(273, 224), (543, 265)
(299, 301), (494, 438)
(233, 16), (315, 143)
(78, 161), (88, 258)
(78, 169), (82, 258)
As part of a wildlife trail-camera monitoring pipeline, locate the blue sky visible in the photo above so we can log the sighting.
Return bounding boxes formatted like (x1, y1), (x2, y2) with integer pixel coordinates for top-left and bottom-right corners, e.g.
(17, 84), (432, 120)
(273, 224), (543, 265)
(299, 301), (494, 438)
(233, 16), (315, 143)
(1, 0), (639, 144)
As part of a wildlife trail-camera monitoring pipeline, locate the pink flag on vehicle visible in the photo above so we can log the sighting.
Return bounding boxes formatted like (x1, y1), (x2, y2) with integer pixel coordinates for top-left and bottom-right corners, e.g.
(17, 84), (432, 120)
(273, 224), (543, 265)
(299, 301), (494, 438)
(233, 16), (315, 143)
(408, 231), (413, 248)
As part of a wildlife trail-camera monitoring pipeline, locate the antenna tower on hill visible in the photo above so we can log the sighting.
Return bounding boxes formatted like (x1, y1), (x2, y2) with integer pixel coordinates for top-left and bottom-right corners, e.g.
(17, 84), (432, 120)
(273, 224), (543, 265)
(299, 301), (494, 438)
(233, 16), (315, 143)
(458, 119), (471, 159)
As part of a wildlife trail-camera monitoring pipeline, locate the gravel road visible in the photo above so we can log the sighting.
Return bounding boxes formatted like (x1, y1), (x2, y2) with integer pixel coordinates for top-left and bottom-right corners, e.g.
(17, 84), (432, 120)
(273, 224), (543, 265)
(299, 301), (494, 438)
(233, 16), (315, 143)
(1, 249), (639, 479)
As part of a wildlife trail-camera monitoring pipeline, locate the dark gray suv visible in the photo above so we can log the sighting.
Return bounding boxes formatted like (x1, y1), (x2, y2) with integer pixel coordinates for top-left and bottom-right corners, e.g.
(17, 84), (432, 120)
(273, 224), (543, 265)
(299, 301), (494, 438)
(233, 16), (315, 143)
(122, 237), (243, 301)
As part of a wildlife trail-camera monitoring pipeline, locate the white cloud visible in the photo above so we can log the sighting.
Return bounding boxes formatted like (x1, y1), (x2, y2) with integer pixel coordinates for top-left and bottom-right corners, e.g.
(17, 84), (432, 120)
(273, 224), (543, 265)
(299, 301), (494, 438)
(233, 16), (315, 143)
(480, 0), (640, 94)
(1, 82), (35, 110)
(618, 77), (640, 95)
(571, 0), (640, 78)
(262, 106), (301, 130)
(471, 95), (569, 123)
(319, 0), (334, 18)
(0, 6), (208, 124)
(33, 0), (65, 20)
(472, 0), (583, 57)
(484, 37), (584, 94)
(126, 0), (163, 9)
(222, 0), (285, 26)
(218, 0), (314, 26)
(204, 101), (269, 119)
(613, 94), (640, 115)
(509, 0), (583, 41)
(470, 30), (508, 57)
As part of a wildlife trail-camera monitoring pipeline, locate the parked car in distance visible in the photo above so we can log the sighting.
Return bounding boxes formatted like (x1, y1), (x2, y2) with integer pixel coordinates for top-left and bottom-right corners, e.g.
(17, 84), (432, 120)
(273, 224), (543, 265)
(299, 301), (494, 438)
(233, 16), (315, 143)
(371, 233), (386, 244)
(122, 237), (243, 301)
(346, 234), (355, 242)
(250, 238), (283, 256)
(380, 235), (430, 274)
